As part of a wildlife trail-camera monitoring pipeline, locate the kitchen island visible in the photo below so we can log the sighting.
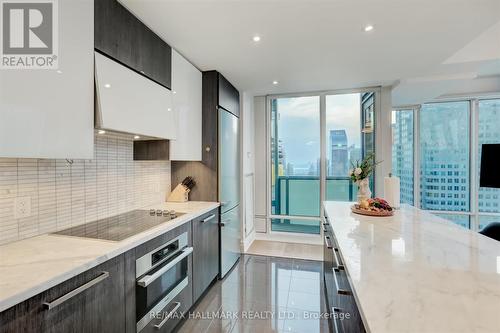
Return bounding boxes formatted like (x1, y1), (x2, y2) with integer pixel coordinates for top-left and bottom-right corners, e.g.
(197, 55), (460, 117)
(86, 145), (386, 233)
(323, 201), (500, 333)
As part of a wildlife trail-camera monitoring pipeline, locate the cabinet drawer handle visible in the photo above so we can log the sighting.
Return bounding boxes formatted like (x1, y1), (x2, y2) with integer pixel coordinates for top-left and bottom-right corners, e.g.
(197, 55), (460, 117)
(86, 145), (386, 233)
(324, 236), (333, 249)
(202, 214), (216, 223)
(43, 271), (109, 310)
(332, 268), (352, 296)
(154, 301), (181, 330)
(332, 245), (344, 270)
(332, 307), (344, 333)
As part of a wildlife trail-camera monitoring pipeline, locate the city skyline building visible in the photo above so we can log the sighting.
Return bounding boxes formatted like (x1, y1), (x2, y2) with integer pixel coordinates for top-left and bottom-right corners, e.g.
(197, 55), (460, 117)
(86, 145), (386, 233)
(392, 110), (415, 204)
(329, 130), (348, 177)
(419, 103), (470, 212)
(478, 100), (500, 213)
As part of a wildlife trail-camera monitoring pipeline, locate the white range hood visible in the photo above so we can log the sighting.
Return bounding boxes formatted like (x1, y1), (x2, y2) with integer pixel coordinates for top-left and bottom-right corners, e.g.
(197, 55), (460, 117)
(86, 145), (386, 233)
(94, 52), (177, 140)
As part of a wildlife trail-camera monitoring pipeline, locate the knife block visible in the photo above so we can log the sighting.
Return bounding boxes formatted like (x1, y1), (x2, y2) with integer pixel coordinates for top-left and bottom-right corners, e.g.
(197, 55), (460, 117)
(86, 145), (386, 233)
(167, 184), (190, 202)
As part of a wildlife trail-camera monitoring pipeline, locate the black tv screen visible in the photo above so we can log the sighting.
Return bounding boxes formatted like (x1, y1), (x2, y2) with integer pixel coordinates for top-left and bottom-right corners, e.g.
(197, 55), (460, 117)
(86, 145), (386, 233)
(480, 144), (500, 188)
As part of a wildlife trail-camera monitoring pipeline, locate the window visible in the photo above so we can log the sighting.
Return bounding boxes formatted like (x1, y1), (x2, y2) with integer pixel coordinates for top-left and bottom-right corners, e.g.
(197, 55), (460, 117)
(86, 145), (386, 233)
(433, 213), (470, 229)
(478, 99), (500, 214)
(420, 101), (470, 212)
(393, 98), (500, 231)
(325, 94), (362, 201)
(391, 109), (414, 204)
(479, 215), (500, 231)
(269, 91), (377, 234)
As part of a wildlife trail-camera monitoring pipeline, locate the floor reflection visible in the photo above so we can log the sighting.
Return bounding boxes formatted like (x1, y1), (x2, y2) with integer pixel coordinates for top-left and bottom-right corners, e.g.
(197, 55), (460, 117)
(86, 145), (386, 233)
(178, 255), (330, 333)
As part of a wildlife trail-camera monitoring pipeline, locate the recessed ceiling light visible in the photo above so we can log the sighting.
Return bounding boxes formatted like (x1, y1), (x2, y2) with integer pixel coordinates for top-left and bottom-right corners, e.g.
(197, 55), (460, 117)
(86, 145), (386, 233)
(253, 35), (261, 42)
(364, 25), (374, 32)
(134, 135), (140, 140)
(56, 70), (62, 74)
(98, 130), (106, 135)
(104, 83), (111, 88)
(167, 108), (171, 111)
(272, 81), (278, 85)
(172, 90), (177, 94)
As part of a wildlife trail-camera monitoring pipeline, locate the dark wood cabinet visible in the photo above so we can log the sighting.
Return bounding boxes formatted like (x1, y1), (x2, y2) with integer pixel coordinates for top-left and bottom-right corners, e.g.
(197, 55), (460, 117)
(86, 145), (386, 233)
(201, 71), (220, 174)
(323, 218), (365, 333)
(0, 219), (211, 333)
(192, 208), (220, 302)
(133, 140), (169, 161)
(0, 255), (125, 333)
(94, 0), (172, 89)
(218, 73), (240, 117)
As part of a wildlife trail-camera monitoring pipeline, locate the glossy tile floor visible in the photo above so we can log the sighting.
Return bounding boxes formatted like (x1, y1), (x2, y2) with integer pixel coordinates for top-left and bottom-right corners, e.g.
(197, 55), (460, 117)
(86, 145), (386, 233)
(246, 240), (323, 261)
(178, 255), (331, 333)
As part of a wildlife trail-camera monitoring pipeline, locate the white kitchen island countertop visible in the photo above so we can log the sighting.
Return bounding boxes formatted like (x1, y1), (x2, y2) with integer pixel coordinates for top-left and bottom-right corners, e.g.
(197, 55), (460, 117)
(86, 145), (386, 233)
(323, 201), (500, 333)
(0, 201), (219, 312)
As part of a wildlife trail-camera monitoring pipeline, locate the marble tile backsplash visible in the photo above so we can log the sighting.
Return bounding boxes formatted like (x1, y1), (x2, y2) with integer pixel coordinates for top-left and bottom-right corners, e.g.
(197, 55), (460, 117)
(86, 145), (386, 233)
(0, 133), (171, 245)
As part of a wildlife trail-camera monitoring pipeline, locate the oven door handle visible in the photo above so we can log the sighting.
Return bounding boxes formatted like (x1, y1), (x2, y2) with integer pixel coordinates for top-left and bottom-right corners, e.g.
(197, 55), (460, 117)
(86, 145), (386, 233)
(137, 247), (193, 288)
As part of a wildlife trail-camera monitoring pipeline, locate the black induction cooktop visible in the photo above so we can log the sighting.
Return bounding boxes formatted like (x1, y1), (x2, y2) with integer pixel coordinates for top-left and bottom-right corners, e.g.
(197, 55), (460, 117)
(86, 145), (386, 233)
(53, 209), (184, 242)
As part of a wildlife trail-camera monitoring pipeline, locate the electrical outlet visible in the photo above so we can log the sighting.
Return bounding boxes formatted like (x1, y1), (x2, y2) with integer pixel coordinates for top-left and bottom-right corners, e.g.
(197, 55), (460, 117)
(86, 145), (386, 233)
(14, 196), (31, 219)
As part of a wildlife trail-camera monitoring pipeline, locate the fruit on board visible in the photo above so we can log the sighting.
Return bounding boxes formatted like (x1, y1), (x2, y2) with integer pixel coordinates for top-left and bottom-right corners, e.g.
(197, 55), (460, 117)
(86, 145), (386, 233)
(367, 198), (393, 211)
(360, 199), (370, 209)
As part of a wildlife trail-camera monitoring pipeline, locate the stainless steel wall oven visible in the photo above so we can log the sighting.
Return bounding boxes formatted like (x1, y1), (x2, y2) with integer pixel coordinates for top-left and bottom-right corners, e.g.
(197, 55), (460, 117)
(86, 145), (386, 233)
(135, 232), (192, 332)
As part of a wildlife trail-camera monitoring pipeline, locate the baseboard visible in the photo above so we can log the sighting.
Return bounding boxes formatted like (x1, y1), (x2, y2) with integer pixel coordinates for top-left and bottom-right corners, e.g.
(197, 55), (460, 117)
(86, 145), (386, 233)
(242, 230), (256, 252)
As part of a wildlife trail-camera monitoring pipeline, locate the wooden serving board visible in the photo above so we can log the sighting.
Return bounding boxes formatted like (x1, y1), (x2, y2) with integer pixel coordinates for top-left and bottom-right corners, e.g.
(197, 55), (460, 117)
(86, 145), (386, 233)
(351, 205), (394, 217)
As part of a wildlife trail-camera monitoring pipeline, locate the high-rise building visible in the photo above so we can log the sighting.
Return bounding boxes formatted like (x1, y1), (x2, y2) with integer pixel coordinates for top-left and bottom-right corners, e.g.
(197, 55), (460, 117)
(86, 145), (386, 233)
(271, 138), (286, 175)
(420, 151), (470, 212)
(361, 92), (375, 156)
(392, 111), (414, 204)
(348, 145), (361, 165)
(478, 101), (500, 213)
(419, 104), (469, 212)
(329, 130), (348, 177)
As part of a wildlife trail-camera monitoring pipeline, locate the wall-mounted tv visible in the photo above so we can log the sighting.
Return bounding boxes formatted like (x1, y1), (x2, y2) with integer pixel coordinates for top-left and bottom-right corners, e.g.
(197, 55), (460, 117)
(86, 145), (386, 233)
(480, 144), (500, 189)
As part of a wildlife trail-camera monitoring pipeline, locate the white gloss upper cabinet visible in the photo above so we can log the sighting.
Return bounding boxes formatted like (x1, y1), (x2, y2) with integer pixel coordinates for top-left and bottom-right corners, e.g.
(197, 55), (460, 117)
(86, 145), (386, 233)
(0, 1), (94, 159)
(170, 50), (202, 161)
(95, 52), (176, 140)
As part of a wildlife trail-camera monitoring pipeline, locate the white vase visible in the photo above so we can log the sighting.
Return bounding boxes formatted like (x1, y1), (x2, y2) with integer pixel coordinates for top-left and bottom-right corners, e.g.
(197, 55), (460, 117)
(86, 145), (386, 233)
(356, 178), (372, 203)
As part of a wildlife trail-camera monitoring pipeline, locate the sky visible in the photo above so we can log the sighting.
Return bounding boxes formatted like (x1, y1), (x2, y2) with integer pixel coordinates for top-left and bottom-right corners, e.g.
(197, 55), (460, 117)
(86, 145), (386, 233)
(276, 93), (361, 167)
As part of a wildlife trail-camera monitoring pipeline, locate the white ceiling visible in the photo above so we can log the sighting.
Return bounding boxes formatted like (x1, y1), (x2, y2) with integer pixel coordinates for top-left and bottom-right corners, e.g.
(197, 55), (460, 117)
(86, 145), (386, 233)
(120, 0), (500, 99)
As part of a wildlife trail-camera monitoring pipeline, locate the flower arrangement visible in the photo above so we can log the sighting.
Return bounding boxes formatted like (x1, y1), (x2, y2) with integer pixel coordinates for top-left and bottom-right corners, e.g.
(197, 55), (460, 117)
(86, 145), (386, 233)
(348, 153), (379, 182)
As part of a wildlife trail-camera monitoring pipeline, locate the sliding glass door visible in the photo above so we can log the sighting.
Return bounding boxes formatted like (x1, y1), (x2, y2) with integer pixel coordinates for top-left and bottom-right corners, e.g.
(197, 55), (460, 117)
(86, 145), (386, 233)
(269, 90), (377, 235)
(270, 96), (321, 234)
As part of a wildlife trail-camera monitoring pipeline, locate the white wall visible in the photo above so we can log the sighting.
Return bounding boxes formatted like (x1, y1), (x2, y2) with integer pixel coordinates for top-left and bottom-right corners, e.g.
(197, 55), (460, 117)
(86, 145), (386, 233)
(241, 92), (256, 250)
(253, 96), (267, 234)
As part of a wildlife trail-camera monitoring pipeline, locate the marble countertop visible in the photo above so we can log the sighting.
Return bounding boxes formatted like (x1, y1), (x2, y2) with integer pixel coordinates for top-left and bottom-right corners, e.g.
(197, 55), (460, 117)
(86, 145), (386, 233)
(323, 201), (500, 333)
(0, 201), (219, 313)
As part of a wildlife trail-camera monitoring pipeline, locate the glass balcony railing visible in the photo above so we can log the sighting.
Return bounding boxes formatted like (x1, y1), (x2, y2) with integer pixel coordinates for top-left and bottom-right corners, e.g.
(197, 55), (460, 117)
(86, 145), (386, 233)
(271, 176), (358, 217)
(271, 176), (358, 234)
